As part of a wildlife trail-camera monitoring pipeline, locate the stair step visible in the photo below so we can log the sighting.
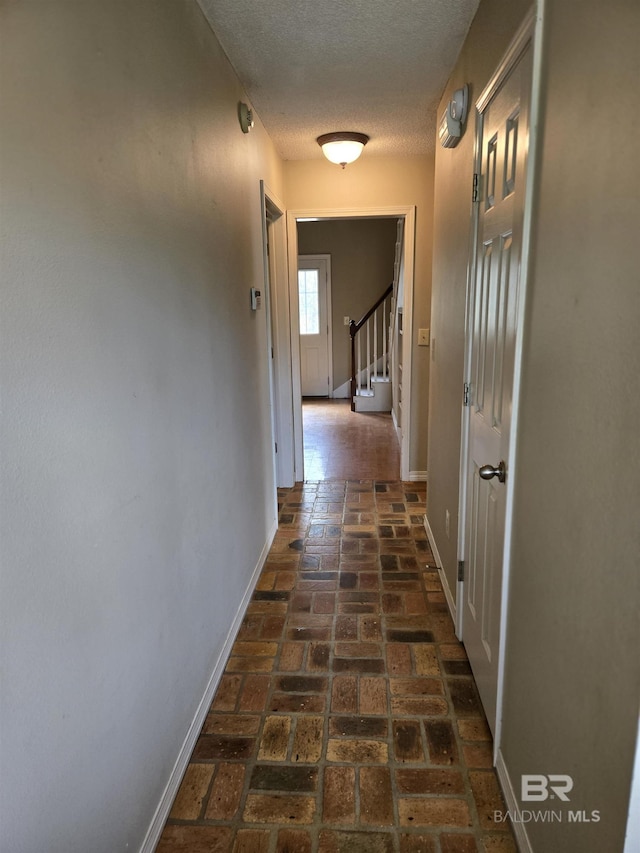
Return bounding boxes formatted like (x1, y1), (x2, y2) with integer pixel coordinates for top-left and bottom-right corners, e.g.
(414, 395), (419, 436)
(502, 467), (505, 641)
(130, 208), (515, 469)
(353, 375), (393, 413)
(355, 376), (391, 396)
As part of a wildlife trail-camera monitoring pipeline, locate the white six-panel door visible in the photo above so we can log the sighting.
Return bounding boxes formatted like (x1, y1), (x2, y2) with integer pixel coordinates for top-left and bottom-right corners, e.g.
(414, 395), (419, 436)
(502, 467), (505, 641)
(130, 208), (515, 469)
(462, 39), (532, 735)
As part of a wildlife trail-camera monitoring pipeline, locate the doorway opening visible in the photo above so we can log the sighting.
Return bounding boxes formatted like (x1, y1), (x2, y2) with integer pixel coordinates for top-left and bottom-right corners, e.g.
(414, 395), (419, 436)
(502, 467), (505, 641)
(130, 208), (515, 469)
(287, 208), (416, 482)
(295, 217), (402, 481)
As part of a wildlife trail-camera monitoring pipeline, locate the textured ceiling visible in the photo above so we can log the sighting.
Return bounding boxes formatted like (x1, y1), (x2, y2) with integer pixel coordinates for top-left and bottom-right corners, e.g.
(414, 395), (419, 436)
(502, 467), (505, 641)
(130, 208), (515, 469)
(197, 0), (480, 161)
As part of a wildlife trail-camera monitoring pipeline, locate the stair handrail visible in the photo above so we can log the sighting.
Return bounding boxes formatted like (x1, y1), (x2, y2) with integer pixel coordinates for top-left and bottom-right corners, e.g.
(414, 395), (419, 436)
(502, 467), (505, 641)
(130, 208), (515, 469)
(349, 284), (393, 410)
(349, 284), (393, 336)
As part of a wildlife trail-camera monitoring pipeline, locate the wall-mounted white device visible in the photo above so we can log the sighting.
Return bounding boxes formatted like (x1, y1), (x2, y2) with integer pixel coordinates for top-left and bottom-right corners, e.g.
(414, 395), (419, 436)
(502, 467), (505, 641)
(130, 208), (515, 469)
(239, 102), (254, 134)
(250, 287), (262, 310)
(438, 84), (469, 149)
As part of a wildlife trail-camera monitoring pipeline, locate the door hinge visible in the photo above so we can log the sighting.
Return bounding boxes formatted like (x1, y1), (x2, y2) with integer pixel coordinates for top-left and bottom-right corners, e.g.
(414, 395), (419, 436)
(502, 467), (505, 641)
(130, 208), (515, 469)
(472, 172), (481, 203)
(458, 560), (465, 582)
(463, 382), (470, 406)
(275, 442), (278, 453)
(271, 346), (274, 359)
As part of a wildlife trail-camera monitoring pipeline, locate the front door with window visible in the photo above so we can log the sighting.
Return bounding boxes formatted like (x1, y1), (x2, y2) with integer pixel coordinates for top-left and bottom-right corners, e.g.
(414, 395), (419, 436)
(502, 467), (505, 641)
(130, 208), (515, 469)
(298, 256), (331, 396)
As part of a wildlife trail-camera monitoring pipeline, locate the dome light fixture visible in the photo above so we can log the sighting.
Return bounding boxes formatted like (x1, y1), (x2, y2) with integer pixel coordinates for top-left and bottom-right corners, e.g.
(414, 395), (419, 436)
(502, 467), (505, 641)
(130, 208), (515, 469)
(317, 132), (369, 168)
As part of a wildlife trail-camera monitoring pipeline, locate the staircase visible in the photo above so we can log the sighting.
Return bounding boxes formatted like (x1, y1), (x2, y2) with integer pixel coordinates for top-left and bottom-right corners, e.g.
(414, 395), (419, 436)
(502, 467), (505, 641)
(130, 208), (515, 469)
(350, 219), (404, 416)
(350, 284), (393, 412)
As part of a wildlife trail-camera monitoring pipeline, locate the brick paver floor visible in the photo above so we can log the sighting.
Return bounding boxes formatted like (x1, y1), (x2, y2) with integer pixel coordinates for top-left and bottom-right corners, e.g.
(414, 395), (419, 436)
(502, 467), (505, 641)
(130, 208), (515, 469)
(156, 480), (516, 853)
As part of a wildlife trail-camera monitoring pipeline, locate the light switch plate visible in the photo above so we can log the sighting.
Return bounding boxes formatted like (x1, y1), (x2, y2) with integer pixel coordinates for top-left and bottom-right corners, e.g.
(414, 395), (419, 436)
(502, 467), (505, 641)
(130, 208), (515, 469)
(418, 328), (430, 346)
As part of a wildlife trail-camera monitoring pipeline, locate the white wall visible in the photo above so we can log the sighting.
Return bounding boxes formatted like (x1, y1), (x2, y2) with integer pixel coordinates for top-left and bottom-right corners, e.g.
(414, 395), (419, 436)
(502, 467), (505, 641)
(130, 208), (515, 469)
(0, 2), (283, 851)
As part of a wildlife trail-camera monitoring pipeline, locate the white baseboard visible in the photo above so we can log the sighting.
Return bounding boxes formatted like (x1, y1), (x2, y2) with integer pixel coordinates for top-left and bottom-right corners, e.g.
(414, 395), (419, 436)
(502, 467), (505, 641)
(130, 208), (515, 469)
(496, 748), (532, 853)
(439, 567), (457, 625)
(423, 512), (443, 568)
(139, 518), (278, 853)
(423, 513), (457, 626)
(408, 470), (428, 482)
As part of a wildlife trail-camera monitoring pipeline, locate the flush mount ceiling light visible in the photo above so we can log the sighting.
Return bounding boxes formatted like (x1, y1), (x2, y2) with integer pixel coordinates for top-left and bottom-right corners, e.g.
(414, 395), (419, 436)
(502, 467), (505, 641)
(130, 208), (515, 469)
(317, 132), (369, 168)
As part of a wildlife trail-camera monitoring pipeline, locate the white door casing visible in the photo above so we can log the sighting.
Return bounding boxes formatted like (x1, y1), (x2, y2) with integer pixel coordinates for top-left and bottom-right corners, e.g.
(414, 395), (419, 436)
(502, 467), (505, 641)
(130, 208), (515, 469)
(460, 24), (533, 736)
(298, 255), (332, 397)
(260, 182), (295, 487)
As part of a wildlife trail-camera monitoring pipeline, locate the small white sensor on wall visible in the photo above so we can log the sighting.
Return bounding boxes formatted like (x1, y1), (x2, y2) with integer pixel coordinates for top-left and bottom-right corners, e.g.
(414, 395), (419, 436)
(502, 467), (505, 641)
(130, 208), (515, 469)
(439, 84), (469, 148)
(239, 102), (254, 133)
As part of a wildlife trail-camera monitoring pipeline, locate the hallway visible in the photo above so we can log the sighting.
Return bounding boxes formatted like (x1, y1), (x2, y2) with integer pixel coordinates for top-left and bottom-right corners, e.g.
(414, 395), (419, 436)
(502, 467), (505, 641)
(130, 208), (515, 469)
(3, 3), (636, 851)
(157, 407), (516, 852)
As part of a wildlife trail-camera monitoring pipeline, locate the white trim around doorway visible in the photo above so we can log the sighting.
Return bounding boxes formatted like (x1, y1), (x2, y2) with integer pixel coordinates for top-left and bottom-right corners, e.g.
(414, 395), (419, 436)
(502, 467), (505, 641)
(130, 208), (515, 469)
(261, 181), (296, 488)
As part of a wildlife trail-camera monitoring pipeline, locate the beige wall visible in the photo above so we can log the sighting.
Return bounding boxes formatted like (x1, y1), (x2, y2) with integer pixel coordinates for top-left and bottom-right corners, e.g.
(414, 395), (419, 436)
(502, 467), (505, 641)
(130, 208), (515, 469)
(297, 218), (398, 391)
(427, 0), (531, 601)
(429, 0), (640, 850)
(501, 1), (640, 850)
(0, 2), (283, 850)
(285, 155), (435, 473)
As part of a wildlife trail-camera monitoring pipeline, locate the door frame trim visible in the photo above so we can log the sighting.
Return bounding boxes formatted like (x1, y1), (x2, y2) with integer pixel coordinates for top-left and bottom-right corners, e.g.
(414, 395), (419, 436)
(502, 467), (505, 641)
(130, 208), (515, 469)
(297, 254), (333, 398)
(261, 181), (295, 487)
(286, 206), (416, 482)
(457, 4), (544, 757)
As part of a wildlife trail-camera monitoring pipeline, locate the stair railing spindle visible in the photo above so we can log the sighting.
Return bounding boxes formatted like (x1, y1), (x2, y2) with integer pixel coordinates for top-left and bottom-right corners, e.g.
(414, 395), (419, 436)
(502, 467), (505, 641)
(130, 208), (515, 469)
(366, 319), (371, 391)
(383, 299), (387, 379)
(373, 308), (378, 381)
